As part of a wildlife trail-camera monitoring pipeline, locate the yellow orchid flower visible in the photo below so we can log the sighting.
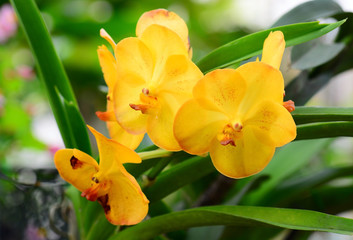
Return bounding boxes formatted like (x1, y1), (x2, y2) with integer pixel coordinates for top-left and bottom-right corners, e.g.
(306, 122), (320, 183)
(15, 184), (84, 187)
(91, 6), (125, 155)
(106, 10), (202, 151)
(54, 125), (149, 225)
(174, 31), (297, 179)
(96, 30), (144, 150)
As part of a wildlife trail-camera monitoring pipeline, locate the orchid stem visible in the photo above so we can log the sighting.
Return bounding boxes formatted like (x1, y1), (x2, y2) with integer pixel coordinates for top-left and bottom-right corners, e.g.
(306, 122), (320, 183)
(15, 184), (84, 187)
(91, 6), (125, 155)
(138, 149), (172, 160)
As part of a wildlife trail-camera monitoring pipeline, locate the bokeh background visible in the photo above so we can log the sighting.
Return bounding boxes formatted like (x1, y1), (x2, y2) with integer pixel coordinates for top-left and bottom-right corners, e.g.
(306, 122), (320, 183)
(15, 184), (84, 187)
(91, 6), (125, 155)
(1, 0), (353, 239)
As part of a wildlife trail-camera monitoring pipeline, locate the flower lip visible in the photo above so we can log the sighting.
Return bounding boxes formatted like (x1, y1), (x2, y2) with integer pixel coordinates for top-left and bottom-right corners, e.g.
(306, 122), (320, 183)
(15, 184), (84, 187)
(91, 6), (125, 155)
(217, 123), (244, 147)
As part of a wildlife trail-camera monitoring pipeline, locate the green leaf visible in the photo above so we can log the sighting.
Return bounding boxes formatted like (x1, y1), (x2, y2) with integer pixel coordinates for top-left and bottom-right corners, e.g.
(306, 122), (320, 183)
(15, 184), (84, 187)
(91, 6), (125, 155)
(296, 122), (353, 140)
(109, 206), (353, 240)
(291, 41), (345, 70)
(292, 107), (353, 125)
(271, 0), (342, 27)
(10, 0), (90, 153)
(268, 166), (353, 206)
(143, 156), (214, 203)
(239, 139), (330, 205)
(63, 100), (92, 154)
(197, 20), (345, 73)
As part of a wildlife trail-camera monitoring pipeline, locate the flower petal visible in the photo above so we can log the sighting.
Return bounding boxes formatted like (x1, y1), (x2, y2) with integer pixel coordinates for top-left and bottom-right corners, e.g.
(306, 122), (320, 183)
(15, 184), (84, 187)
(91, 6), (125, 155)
(97, 44), (117, 89)
(158, 54), (203, 102)
(114, 37), (153, 82)
(100, 28), (116, 49)
(193, 69), (247, 118)
(102, 168), (149, 225)
(136, 9), (190, 52)
(146, 94), (181, 151)
(236, 62), (284, 116)
(87, 125), (141, 167)
(113, 71), (148, 134)
(261, 31), (285, 70)
(209, 127), (275, 179)
(244, 100), (297, 147)
(174, 99), (227, 155)
(54, 149), (98, 192)
(139, 24), (188, 85)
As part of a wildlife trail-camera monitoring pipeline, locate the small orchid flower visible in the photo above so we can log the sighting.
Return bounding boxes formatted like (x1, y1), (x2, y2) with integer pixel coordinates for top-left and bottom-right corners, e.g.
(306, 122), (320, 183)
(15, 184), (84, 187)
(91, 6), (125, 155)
(54, 126), (149, 225)
(174, 31), (297, 179)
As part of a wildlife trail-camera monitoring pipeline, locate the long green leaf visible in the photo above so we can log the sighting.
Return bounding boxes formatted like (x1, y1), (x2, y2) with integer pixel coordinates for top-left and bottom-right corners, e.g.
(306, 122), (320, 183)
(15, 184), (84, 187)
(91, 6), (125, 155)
(293, 107), (353, 125)
(143, 156), (214, 203)
(109, 206), (353, 240)
(296, 122), (353, 140)
(197, 20), (345, 73)
(10, 0), (90, 153)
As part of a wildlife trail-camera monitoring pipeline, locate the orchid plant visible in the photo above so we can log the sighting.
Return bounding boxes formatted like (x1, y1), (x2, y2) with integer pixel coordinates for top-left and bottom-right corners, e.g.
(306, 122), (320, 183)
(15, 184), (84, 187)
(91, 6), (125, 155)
(5, 0), (353, 239)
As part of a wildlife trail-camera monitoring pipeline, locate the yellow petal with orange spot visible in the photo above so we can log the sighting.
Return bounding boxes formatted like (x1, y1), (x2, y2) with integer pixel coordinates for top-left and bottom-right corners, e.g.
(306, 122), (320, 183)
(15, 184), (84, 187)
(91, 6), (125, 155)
(103, 168), (149, 225)
(97, 45), (117, 89)
(54, 149), (99, 192)
(236, 62), (284, 116)
(139, 25), (188, 84)
(193, 69), (247, 118)
(136, 9), (190, 53)
(174, 99), (227, 155)
(244, 100), (297, 147)
(146, 94), (181, 151)
(87, 125), (141, 166)
(261, 31), (285, 70)
(209, 127), (275, 179)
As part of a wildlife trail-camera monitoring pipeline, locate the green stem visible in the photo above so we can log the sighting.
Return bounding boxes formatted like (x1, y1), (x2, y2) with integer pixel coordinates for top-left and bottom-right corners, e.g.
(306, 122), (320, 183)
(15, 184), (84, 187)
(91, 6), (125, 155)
(147, 157), (173, 181)
(138, 149), (172, 160)
(292, 107), (353, 125)
(296, 121), (353, 140)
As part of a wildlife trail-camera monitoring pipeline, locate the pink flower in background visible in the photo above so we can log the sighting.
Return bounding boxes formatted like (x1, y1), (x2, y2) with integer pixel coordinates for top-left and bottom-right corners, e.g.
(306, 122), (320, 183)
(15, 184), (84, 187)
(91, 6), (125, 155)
(0, 4), (17, 43)
(17, 65), (35, 80)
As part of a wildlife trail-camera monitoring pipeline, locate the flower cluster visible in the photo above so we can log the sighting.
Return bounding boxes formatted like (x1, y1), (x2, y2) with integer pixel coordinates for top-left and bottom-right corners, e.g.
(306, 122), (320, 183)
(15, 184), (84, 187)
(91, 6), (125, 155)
(54, 9), (296, 226)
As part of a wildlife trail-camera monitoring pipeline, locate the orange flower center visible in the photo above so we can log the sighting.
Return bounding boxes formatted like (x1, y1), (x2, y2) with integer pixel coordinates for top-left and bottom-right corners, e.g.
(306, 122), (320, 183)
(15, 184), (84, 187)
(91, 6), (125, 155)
(283, 100), (295, 113)
(129, 88), (159, 114)
(81, 176), (111, 201)
(217, 123), (243, 147)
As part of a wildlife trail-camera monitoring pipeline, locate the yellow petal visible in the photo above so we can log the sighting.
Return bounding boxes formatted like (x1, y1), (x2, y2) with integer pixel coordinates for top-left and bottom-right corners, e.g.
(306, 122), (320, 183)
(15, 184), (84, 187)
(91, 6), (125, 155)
(97, 45), (117, 89)
(193, 69), (247, 118)
(136, 9), (190, 53)
(158, 54), (203, 102)
(106, 121), (144, 150)
(209, 127), (275, 179)
(244, 100), (297, 147)
(113, 73), (148, 135)
(87, 125), (141, 166)
(261, 31), (285, 70)
(102, 168), (149, 225)
(139, 24), (188, 84)
(100, 28), (116, 49)
(114, 37), (154, 81)
(146, 94), (181, 151)
(54, 149), (99, 192)
(236, 62), (284, 116)
(105, 100), (144, 150)
(96, 110), (116, 122)
(174, 99), (227, 155)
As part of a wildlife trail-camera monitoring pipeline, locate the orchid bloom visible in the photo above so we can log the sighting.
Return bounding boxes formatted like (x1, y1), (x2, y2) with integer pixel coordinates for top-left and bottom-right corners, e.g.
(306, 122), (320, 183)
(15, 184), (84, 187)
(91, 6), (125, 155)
(96, 30), (144, 150)
(174, 31), (297, 179)
(105, 9), (202, 151)
(54, 126), (149, 225)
